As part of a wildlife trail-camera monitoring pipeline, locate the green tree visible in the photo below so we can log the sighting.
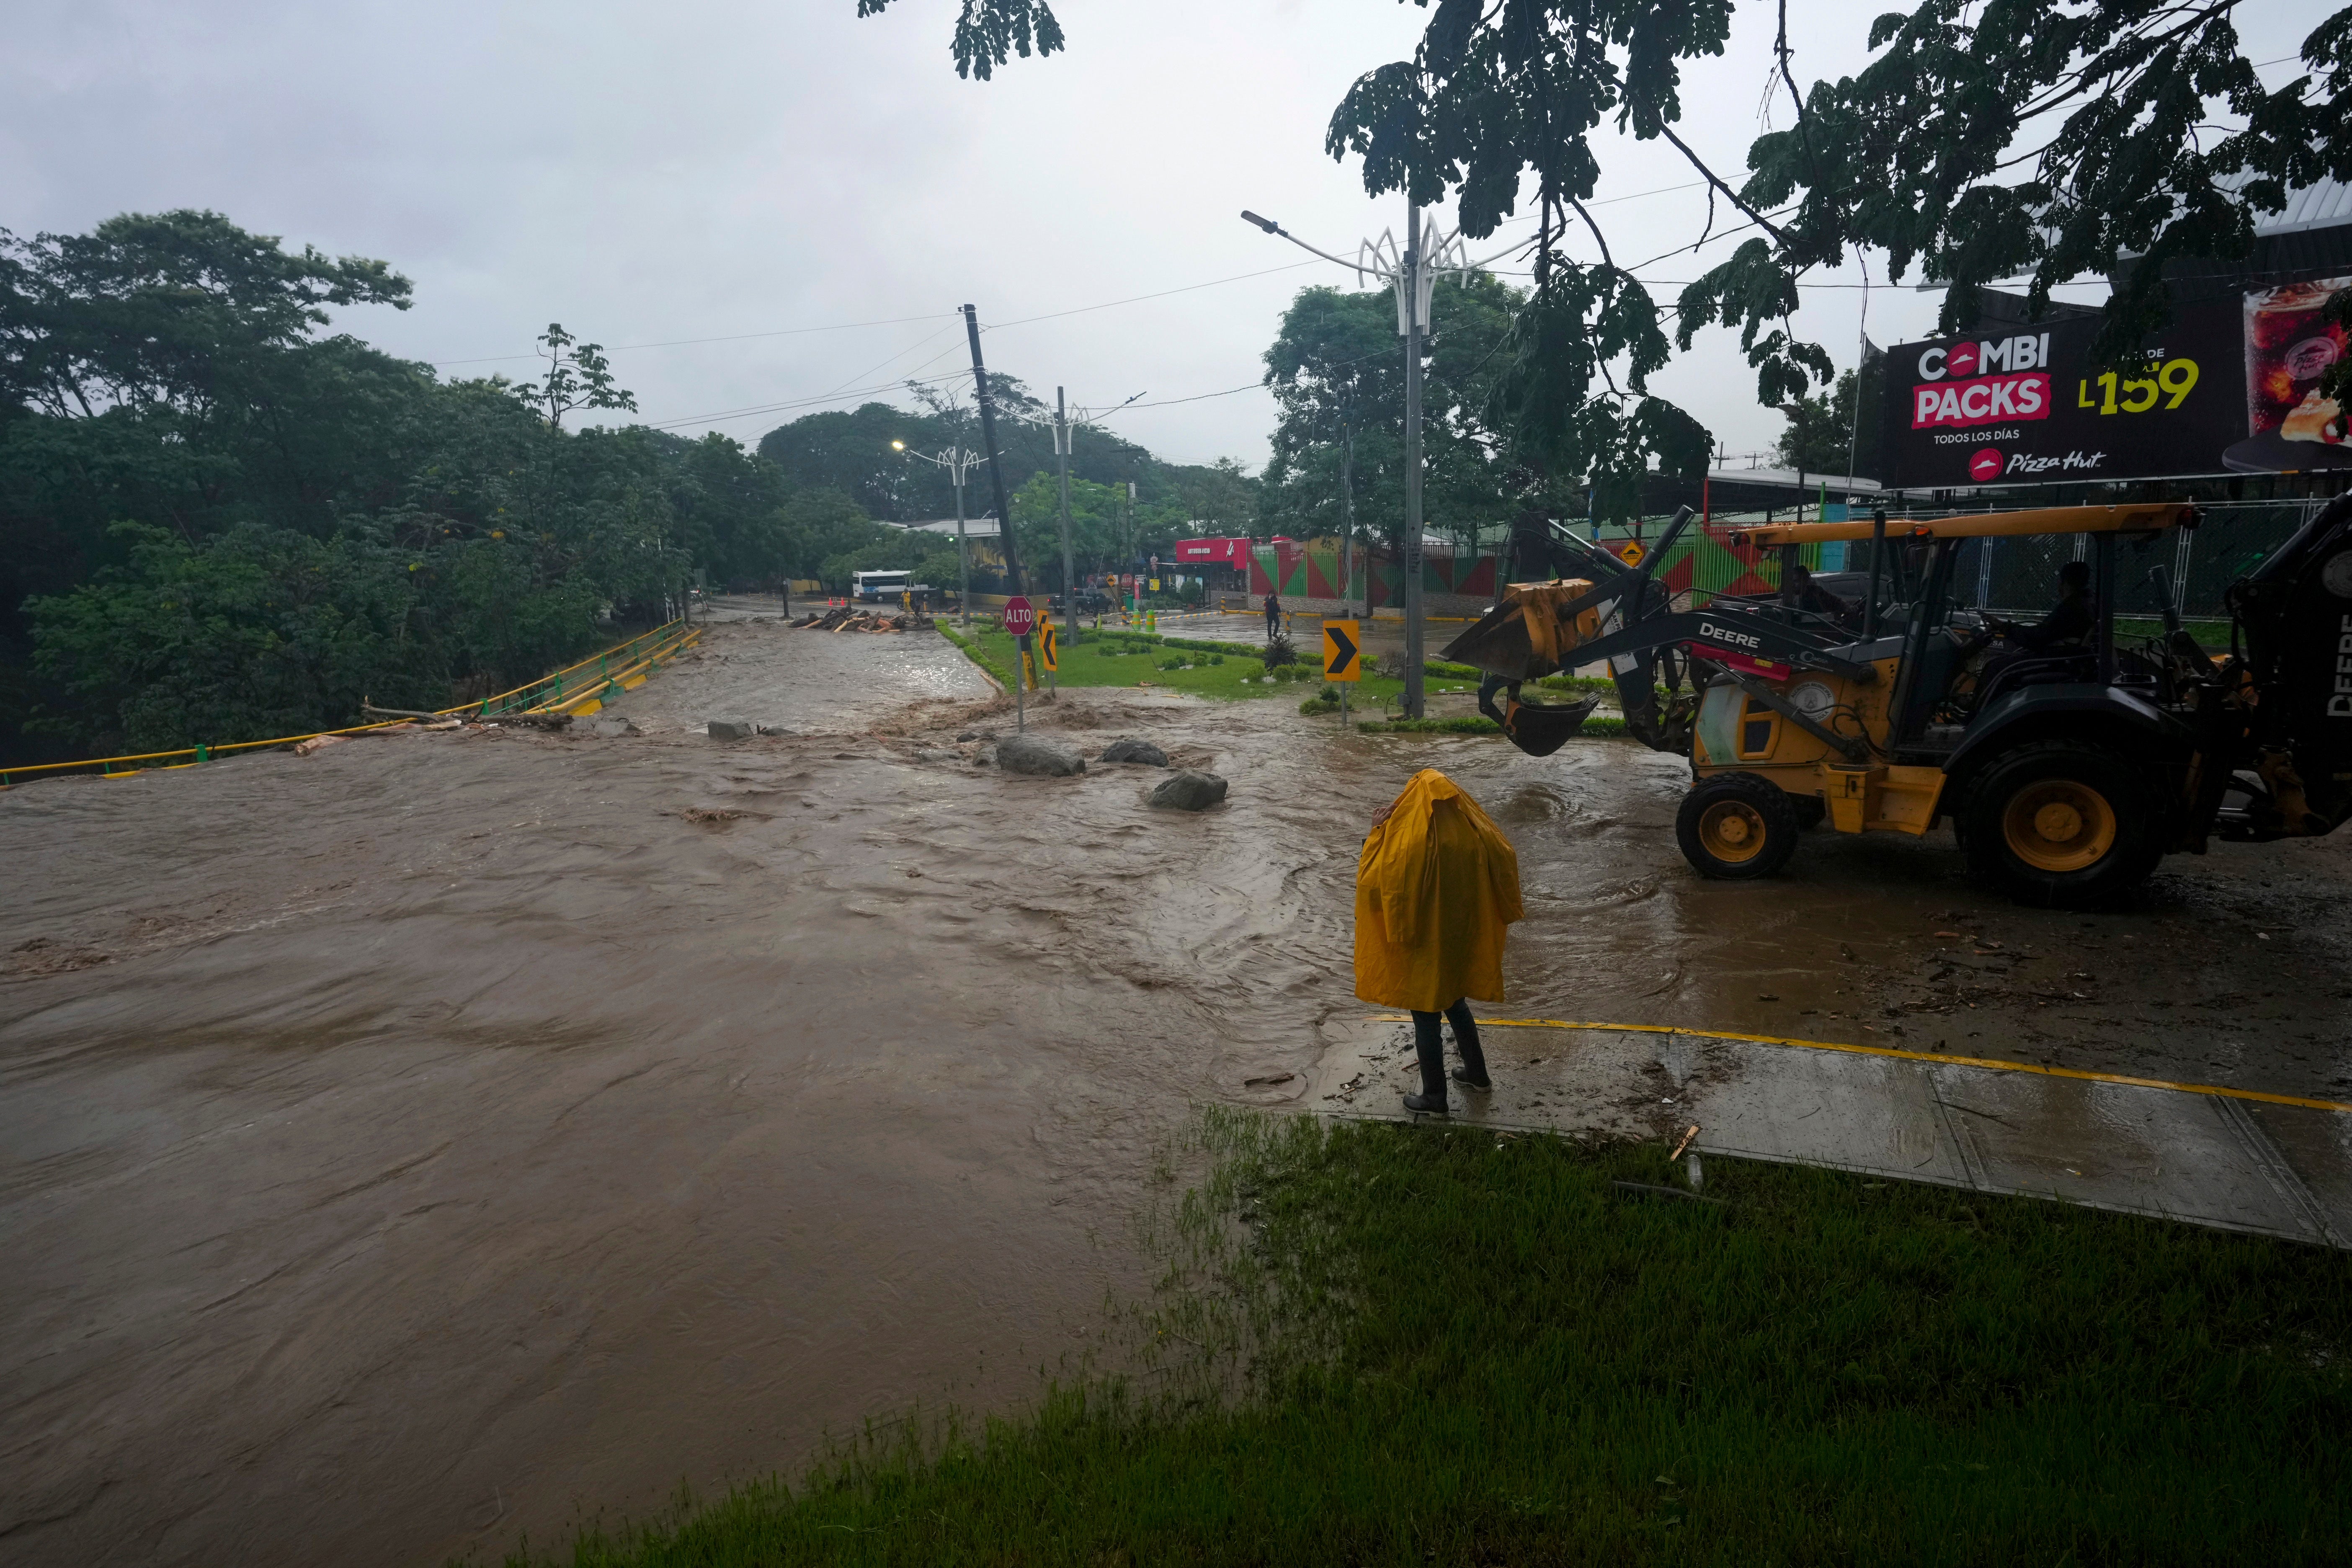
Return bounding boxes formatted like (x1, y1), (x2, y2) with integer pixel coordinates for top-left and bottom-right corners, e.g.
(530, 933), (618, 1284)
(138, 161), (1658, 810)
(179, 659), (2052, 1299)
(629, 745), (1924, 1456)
(512, 323), (637, 430)
(0, 211), (740, 762)
(1772, 350), (1892, 481)
(1774, 374), (1851, 477)
(0, 208), (413, 420)
(1261, 272), (1531, 549)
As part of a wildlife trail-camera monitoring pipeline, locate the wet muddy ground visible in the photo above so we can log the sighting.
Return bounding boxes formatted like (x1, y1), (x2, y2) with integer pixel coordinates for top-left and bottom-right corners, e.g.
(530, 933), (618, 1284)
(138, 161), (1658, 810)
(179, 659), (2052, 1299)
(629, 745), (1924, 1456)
(5, 612), (2351, 1566)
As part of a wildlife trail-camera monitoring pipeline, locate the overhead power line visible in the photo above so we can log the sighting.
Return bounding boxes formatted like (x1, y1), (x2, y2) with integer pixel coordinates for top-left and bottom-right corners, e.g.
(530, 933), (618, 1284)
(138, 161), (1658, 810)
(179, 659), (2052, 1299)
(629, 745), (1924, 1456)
(429, 310), (960, 367)
(428, 178), (1720, 369)
(642, 360), (974, 431)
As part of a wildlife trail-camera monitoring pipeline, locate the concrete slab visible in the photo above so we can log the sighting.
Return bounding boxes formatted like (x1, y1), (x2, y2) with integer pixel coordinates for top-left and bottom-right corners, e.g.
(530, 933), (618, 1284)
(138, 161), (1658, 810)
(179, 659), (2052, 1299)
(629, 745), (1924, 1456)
(1308, 1018), (2352, 1248)
(1928, 1065), (2332, 1243)
(1693, 1050), (1971, 1188)
(2243, 1101), (2352, 1249)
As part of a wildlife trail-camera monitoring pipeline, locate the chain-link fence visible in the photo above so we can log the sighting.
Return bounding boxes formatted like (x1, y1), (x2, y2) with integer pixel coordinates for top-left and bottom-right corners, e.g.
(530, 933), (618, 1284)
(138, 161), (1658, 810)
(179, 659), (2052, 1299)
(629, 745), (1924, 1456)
(1838, 499), (2332, 629)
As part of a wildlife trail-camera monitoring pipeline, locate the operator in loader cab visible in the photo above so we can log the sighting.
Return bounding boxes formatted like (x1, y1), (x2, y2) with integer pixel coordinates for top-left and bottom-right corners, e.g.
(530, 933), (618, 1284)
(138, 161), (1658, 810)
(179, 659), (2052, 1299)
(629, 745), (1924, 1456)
(1354, 769), (1524, 1116)
(1785, 561), (1858, 629)
(1957, 559), (2095, 714)
(1990, 559), (2094, 650)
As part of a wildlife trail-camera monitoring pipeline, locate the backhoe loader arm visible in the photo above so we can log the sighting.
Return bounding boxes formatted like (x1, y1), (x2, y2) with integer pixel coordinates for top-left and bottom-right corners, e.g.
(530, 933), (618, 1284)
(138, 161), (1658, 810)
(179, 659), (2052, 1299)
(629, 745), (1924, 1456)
(1561, 608), (1880, 688)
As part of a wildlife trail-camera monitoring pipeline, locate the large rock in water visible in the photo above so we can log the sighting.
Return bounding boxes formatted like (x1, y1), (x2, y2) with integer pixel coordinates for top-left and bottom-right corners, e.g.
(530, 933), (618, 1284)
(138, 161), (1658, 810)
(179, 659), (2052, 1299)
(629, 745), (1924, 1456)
(995, 733), (1086, 776)
(1101, 736), (1169, 766)
(1150, 769), (1228, 811)
(707, 719), (754, 740)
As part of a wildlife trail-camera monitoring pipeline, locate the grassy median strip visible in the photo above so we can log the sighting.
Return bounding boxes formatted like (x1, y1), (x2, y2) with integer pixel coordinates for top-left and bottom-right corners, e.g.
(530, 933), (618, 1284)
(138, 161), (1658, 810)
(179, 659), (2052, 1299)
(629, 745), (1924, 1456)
(505, 1114), (2350, 1566)
(957, 624), (1414, 705)
(943, 626), (1603, 717)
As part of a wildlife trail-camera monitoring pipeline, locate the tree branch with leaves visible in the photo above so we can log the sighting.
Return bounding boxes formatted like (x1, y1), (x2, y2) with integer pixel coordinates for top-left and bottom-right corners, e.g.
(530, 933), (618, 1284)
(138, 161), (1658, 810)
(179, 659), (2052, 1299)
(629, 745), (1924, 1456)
(511, 323), (637, 430)
(866, 0), (2349, 518)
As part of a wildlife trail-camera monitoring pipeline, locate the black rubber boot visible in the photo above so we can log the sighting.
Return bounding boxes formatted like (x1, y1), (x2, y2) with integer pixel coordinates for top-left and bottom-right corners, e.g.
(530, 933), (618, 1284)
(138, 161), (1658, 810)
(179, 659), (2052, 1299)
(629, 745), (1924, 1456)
(1409, 1010), (1452, 1114)
(1446, 999), (1491, 1089)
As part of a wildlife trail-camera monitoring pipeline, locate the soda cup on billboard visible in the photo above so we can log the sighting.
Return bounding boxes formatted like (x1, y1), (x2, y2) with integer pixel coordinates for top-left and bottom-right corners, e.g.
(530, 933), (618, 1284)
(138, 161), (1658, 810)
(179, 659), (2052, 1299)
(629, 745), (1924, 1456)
(2243, 276), (2349, 446)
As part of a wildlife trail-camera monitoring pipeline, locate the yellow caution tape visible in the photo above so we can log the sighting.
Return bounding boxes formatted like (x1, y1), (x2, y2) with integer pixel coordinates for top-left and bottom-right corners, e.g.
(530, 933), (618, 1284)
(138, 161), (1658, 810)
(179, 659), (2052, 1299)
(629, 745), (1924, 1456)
(1372, 1016), (2352, 1114)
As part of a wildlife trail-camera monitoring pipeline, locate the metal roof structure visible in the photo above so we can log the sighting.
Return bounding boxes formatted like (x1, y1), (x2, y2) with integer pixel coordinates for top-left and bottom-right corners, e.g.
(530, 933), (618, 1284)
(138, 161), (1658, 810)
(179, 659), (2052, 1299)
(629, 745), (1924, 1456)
(1705, 464), (1883, 494)
(2244, 175), (2352, 239)
(881, 516), (1002, 539)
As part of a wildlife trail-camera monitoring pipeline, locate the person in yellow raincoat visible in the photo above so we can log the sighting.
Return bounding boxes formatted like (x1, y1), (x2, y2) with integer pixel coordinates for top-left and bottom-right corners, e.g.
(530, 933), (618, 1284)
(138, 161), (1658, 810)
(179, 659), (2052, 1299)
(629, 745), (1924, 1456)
(1354, 768), (1523, 1114)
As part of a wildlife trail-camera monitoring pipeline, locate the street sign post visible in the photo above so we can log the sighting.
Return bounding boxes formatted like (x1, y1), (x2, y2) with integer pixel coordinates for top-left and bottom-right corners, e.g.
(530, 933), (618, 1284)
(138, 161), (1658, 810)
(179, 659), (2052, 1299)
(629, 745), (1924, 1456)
(1618, 541), (1645, 567)
(1039, 619), (1059, 691)
(1323, 618), (1362, 729)
(1321, 619), (1362, 681)
(1003, 595), (1035, 730)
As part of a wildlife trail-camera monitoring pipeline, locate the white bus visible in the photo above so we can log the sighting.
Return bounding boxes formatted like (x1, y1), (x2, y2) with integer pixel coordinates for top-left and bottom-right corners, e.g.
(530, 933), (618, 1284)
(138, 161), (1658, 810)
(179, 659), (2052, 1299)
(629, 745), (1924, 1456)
(851, 570), (916, 603)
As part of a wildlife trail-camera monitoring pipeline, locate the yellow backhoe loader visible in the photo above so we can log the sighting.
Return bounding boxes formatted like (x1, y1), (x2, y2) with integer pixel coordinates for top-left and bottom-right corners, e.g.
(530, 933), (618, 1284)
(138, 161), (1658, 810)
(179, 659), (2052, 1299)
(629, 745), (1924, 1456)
(1441, 494), (2352, 906)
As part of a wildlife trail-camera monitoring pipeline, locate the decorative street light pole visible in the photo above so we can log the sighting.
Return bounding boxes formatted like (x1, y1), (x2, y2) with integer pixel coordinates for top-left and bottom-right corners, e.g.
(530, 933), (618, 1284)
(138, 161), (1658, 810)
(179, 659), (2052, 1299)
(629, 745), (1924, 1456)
(1239, 206), (1485, 718)
(892, 438), (985, 626)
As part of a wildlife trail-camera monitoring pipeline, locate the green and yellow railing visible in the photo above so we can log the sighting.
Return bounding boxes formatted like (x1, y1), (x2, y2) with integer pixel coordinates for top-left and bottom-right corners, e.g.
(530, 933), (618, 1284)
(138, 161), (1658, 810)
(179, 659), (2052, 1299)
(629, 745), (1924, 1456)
(0, 617), (700, 790)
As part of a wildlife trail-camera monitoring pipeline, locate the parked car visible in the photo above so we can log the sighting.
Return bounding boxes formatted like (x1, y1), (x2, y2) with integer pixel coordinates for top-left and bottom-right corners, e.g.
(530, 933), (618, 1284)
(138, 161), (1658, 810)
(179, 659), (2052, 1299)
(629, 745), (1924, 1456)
(1051, 589), (1116, 613)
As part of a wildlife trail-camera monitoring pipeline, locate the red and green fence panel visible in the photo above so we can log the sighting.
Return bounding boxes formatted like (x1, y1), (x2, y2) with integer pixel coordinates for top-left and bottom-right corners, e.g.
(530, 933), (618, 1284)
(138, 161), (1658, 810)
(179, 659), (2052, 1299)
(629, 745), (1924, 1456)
(1246, 545), (1502, 603)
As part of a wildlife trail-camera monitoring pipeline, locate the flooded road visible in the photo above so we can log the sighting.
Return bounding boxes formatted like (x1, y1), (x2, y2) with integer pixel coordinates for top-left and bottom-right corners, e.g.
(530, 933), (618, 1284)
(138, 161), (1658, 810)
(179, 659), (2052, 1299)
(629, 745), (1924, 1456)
(5, 614), (2350, 1565)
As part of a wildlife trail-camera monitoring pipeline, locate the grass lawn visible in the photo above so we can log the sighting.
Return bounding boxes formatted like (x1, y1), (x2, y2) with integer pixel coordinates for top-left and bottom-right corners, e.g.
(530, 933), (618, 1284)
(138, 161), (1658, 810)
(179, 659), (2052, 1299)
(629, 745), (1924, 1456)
(948, 623), (1417, 709)
(503, 1114), (2350, 1566)
(939, 624), (1600, 721)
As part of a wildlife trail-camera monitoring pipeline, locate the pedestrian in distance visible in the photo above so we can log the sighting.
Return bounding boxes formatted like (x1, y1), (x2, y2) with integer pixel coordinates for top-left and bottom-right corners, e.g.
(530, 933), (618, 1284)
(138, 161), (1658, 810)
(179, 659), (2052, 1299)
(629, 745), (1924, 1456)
(1354, 769), (1524, 1115)
(1264, 589), (1282, 640)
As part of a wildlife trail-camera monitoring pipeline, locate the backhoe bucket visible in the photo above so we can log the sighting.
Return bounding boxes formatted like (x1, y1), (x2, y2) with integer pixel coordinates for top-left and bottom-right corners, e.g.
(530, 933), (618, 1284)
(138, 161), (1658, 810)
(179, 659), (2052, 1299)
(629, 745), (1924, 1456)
(1439, 580), (1604, 680)
(1497, 694), (1601, 757)
(1446, 581), (1614, 757)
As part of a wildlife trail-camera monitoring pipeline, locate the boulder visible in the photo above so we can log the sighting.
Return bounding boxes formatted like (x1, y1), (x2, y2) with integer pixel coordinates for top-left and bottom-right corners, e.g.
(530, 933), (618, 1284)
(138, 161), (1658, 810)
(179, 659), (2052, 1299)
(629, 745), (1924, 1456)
(707, 720), (755, 740)
(995, 733), (1086, 777)
(916, 748), (959, 762)
(1100, 737), (1169, 767)
(955, 730), (980, 742)
(1150, 769), (1228, 811)
(585, 716), (639, 738)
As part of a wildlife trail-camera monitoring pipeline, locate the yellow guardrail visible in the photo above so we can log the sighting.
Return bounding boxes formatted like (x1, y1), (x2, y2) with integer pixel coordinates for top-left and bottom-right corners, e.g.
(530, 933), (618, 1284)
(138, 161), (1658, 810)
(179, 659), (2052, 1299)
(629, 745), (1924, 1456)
(0, 617), (700, 790)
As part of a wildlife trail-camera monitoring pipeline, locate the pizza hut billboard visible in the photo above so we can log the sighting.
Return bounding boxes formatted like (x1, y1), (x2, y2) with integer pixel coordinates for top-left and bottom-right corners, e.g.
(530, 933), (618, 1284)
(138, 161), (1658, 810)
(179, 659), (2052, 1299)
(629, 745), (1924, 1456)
(1883, 273), (2349, 487)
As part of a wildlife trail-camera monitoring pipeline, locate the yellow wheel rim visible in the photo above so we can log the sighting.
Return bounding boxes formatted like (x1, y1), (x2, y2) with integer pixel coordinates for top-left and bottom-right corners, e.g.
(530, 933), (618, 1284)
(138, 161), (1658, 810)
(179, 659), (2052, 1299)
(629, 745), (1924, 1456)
(1698, 799), (1768, 864)
(2002, 779), (2117, 873)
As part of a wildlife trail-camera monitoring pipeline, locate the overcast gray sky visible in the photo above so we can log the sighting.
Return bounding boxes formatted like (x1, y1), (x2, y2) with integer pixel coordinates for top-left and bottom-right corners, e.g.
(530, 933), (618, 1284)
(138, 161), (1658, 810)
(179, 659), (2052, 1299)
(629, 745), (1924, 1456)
(3, 1), (2317, 469)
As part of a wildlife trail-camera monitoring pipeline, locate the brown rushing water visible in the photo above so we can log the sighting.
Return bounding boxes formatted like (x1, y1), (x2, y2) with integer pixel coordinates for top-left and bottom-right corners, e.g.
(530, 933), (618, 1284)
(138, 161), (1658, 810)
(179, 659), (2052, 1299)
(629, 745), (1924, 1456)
(5, 612), (2349, 1566)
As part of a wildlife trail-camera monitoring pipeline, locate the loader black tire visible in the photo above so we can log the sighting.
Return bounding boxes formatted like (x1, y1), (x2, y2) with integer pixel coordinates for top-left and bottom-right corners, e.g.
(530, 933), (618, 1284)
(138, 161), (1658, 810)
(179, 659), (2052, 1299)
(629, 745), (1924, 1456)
(1677, 772), (1803, 879)
(1961, 740), (2162, 908)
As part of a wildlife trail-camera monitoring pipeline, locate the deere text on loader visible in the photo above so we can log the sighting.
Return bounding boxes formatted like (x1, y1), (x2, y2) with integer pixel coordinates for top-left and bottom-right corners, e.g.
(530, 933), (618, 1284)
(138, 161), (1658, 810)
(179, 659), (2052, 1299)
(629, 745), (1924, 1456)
(1441, 493), (2352, 907)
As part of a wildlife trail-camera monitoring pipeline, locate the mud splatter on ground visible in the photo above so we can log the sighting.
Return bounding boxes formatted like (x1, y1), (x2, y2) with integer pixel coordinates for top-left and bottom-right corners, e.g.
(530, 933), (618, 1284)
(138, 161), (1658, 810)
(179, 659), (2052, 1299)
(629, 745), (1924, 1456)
(3, 610), (2347, 1566)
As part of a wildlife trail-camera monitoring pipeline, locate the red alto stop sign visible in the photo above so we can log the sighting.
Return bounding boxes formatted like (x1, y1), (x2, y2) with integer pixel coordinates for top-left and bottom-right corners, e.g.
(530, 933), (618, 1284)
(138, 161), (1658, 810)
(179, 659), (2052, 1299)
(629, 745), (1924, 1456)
(1001, 595), (1035, 636)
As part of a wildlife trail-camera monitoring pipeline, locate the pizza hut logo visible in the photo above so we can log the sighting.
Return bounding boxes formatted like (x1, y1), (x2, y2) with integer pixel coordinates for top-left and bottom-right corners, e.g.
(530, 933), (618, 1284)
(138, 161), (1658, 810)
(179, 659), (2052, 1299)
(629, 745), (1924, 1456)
(1968, 448), (2003, 483)
(1946, 342), (1979, 379)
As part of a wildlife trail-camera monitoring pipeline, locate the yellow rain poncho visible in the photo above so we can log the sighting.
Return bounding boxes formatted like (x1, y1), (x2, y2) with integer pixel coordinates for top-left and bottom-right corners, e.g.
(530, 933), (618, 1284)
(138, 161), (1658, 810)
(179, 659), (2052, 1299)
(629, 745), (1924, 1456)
(1353, 769), (1523, 1012)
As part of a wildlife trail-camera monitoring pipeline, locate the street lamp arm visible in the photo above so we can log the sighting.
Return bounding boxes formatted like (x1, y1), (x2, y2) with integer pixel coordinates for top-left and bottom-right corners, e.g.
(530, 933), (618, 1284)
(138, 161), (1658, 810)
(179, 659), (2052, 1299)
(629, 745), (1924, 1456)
(1237, 211), (1366, 275)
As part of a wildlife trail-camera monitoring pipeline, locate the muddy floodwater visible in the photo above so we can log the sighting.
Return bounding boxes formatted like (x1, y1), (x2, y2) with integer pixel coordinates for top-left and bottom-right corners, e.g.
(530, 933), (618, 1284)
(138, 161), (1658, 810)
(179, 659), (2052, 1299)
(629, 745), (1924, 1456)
(6, 612), (2351, 1566)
